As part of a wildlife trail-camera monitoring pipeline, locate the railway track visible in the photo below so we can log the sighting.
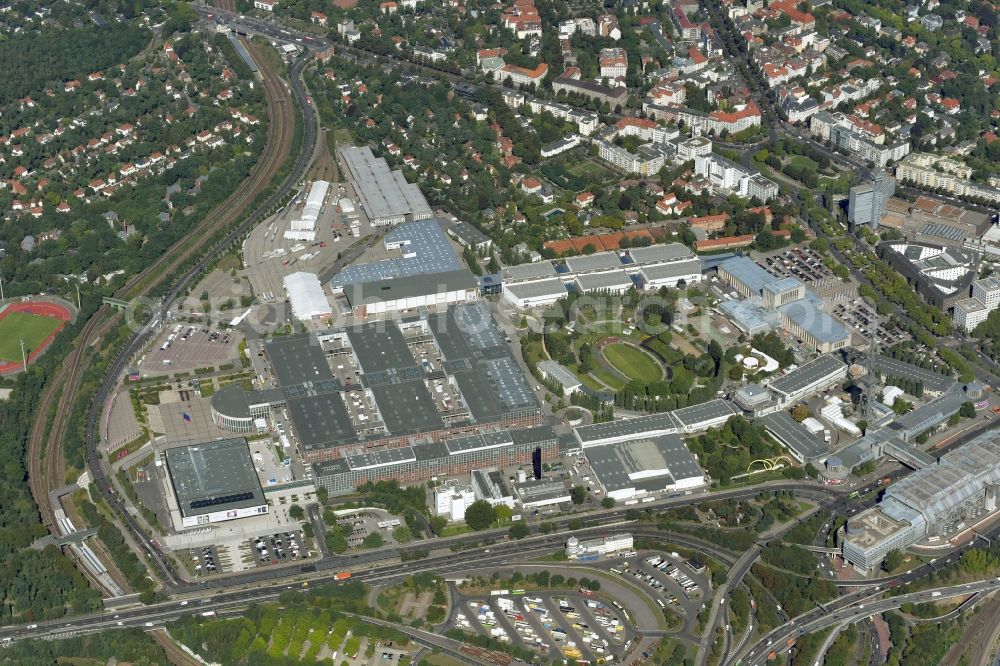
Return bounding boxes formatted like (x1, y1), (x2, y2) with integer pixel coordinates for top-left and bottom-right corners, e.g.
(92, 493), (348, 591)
(76, 48), (318, 587)
(26, 40), (309, 591)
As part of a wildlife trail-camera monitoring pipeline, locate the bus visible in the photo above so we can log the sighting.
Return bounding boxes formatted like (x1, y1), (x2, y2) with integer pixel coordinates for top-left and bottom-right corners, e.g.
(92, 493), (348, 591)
(848, 491), (860, 499)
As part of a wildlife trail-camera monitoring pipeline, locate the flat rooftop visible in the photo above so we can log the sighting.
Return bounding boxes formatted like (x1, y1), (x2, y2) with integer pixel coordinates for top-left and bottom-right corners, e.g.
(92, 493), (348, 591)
(265, 334), (335, 388)
(638, 258), (702, 282)
(164, 438), (265, 518)
(759, 410), (827, 461)
(564, 252), (624, 274)
(768, 354), (847, 397)
(345, 268), (477, 306)
(258, 303), (539, 455)
(575, 270), (634, 292)
(871, 354), (956, 393)
(670, 399), (738, 428)
(341, 146), (431, 222)
(331, 219), (463, 288)
(777, 300), (851, 344)
(575, 412), (679, 446)
(626, 243), (697, 266)
(587, 434), (703, 492)
(718, 256), (776, 295)
(503, 261), (558, 283)
(504, 278), (568, 302)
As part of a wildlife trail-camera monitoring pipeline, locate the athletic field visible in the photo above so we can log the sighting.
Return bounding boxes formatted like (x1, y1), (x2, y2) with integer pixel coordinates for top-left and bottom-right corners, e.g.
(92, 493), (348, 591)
(603, 343), (663, 382)
(0, 311), (65, 362)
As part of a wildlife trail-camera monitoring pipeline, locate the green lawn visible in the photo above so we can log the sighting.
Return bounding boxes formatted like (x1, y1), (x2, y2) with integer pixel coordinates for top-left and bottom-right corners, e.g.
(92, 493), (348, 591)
(788, 155), (819, 171)
(602, 343), (663, 382)
(0, 311), (63, 362)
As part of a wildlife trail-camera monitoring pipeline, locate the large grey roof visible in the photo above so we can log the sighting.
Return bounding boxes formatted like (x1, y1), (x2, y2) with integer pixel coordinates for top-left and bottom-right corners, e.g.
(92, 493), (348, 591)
(344, 268), (477, 306)
(538, 360), (582, 390)
(587, 433), (703, 492)
(265, 334), (336, 388)
(447, 220), (492, 247)
(871, 354), (956, 393)
(287, 392), (356, 451)
(575, 412), (679, 446)
(670, 399), (738, 428)
(503, 261), (558, 282)
(341, 146), (431, 222)
(261, 303), (538, 455)
(348, 322), (417, 375)
(768, 355), (847, 397)
(564, 252), (624, 274)
(626, 243), (696, 266)
(638, 258), (703, 282)
(503, 278), (568, 301)
(575, 270), (634, 292)
(885, 430), (1000, 524)
(718, 256), (776, 295)
(778, 299), (851, 344)
(331, 219), (462, 288)
(759, 411), (828, 461)
(165, 438), (265, 517)
(370, 383), (443, 433)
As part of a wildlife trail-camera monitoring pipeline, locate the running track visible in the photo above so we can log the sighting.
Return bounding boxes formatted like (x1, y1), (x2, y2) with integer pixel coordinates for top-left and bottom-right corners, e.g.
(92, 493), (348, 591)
(0, 301), (72, 374)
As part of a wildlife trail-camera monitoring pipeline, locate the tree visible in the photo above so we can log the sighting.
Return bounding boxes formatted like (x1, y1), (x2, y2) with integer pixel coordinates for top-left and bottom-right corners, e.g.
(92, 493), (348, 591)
(601, 496), (616, 509)
(509, 522), (530, 540)
(289, 504), (305, 520)
(960, 401), (977, 418)
(883, 549), (904, 573)
(429, 515), (448, 535)
(363, 532), (385, 549)
(791, 405), (810, 422)
(392, 525), (414, 544)
(315, 486), (329, 504)
(570, 486), (587, 505)
(465, 500), (498, 530)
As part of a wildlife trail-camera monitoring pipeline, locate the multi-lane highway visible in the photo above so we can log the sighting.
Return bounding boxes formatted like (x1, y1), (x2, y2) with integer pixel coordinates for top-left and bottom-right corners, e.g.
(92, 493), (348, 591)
(734, 579), (1000, 666)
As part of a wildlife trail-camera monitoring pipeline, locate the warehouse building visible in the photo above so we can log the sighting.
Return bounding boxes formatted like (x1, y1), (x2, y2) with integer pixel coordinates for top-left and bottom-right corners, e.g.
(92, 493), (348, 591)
(842, 430), (1000, 573)
(312, 426), (559, 495)
(214, 302), (542, 463)
(344, 268), (478, 317)
(759, 410), (828, 462)
(586, 433), (706, 501)
(341, 146), (432, 226)
(501, 259), (568, 307)
(514, 478), (571, 509)
(537, 360), (582, 396)
(164, 438), (268, 529)
(330, 219), (464, 291)
(446, 220), (493, 252)
(283, 271), (332, 321)
(765, 354), (848, 406)
(574, 270), (634, 295)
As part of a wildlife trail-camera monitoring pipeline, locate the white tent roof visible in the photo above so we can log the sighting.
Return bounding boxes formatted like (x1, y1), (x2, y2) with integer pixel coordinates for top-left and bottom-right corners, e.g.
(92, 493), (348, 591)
(283, 271), (331, 320)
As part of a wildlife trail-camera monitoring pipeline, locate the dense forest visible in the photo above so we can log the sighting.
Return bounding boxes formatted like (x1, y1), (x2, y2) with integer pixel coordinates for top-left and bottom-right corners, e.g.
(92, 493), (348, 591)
(0, 25), (150, 106)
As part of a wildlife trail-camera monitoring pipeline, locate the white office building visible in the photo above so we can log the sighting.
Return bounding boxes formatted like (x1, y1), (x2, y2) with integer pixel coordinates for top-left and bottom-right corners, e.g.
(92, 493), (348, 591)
(433, 481), (476, 522)
(565, 533), (634, 559)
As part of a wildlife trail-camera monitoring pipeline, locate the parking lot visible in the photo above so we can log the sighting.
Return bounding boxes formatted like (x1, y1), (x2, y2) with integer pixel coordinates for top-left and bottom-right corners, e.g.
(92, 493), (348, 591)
(336, 510), (402, 549)
(831, 300), (910, 345)
(242, 529), (309, 568)
(189, 544), (228, 577)
(605, 551), (711, 637)
(140, 324), (242, 375)
(760, 247), (834, 285)
(451, 590), (630, 662)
